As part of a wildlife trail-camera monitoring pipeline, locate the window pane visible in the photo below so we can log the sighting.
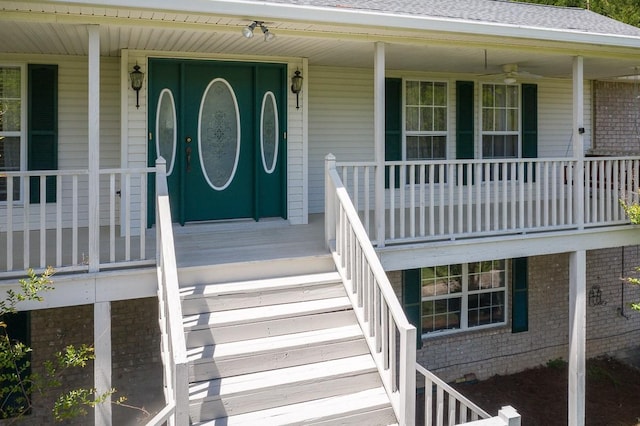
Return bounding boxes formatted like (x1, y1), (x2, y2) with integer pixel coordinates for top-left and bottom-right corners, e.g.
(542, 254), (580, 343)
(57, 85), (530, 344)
(482, 108), (493, 132)
(406, 81), (419, 105)
(0, 100), (21, 131)
(434, 107), (447, 131)
(432, 136), (446, 159)
(495, 85), (506, 107)
(406, 107), (419, 131)
(507, 86), (518, 107)
(0, 68), (21, 98)
(482, 85), (493, 108)
(434, 82), (447, 106)
(420, 82), (433, 106)
(406, 136), (419, 160)
(495, 109), (506, 131)
(0, 136), (21, 202)
(505, 135), (518, 157)
(420, 107), (433, 132)
(507, 109), (518, 132)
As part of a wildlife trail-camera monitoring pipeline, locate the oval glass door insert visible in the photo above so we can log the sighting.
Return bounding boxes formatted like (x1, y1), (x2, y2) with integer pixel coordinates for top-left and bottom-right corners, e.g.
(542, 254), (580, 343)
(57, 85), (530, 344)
(156, 89), (177, 175)
(198, 78), (241, 191)
(260, 91), (279, 174)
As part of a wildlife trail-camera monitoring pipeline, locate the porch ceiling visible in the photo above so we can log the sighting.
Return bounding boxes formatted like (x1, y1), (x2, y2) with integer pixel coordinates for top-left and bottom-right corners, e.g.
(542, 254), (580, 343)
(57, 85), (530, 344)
(2, 2), (640, 80)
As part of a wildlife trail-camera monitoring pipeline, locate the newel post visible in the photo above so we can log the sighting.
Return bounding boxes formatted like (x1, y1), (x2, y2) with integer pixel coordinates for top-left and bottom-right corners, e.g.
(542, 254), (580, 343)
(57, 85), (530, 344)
(498, 406), (521, 426)
(325, 154), (336, 249)
(155, 157), (166, 260)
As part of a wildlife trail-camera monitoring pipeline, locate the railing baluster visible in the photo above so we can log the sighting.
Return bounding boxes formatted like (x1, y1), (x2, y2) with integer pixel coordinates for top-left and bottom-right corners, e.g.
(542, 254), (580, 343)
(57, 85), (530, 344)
(447, 163), (454, 236)
(39, 175), (46, 268)
(466, 163), (473, 234)
(56, 175), (62, 267)
(410, 164), (415, 238)
(429, 165), (435, 236)
(125, 172), (132, 261)
(420, 164), (426, 237)
(110, 173), (116, 263)
(613, 160), (620, 222)
(425, 376), (433, 426)
(436, 385), (444, 426)
(475, 163), (482, 233)
(364, 166), (370, 235)
(501, 162), (508, 231)
(439, 164), (445, 236)
(23, 176), (30, 270)
(72, 175), (78, 266)
(390, 165), (395, 240)
(7, 177), (14, 271)
(448, 394), (456, 426)
(484, 163), (491, 232)
(457, 164), (463, 235)
(400, 164), (406, 238)
(551, 162), (558, 226)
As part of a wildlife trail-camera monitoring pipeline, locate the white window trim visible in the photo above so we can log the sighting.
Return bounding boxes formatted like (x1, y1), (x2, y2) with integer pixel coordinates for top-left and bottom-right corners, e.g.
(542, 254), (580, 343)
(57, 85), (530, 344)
(421, 260), (509, 339)
(0, 63), (27, 204)
(478, 82), (522, 160)
(401, 78), (450, 162)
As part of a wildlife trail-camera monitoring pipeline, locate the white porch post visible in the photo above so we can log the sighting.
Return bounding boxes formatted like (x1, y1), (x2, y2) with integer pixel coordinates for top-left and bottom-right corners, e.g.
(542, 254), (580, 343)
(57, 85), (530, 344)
(568, 250), (586, 426)
(374, 41), (386, 247)
(94, 302), (112, 425)
(88, 25), (100, 272)
(573, 56), (585, 229)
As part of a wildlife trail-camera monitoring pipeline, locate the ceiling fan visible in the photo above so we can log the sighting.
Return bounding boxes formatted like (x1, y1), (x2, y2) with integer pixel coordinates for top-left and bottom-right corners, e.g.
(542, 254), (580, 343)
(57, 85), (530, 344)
(482, 64), (543, 84)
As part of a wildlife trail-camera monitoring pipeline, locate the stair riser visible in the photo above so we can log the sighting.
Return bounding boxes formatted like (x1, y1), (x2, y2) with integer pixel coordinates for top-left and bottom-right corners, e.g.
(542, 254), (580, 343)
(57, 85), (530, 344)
(307, 407), (398, 426)
(189, 338), (369, 382)
(189, 370), (381, 422)
(185, 310), (357, 347)
(178, 256), (335, 287)
(182, 282), (345, 315)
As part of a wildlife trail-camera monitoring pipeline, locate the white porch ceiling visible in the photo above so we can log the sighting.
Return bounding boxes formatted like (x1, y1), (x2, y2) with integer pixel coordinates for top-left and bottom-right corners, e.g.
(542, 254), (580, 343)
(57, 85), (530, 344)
(2, 3), (640, 81)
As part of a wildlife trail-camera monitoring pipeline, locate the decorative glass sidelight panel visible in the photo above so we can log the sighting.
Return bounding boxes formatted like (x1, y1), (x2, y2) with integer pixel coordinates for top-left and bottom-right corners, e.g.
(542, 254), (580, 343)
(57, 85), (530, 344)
(198, 79), (240, 191)
(156, 89), (177, 175)
(260, 91), (279, 174)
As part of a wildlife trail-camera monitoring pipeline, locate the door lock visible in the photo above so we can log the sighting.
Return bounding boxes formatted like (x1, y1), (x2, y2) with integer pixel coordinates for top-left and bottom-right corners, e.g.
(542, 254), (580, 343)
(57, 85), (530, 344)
(185, 136), (192, 143)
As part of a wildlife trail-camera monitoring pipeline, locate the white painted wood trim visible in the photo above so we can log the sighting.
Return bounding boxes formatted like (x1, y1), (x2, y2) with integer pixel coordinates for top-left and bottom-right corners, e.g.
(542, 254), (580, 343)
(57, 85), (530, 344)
(568, 250), (586, 426)
(88, 24), (100, 273)
(573, 56), (585, 229)
(94, 301), (112, 426)
(302, 57), (309, 223)
(374, 42), (386, 248)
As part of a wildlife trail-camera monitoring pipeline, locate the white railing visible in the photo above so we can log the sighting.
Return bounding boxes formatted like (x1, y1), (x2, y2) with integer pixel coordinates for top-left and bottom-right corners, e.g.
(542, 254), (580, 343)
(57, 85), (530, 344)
(326, 154), (417, 425)
(146, 158), (189, 426)
(336, 157), (640, 246)
(0, 167), (154, 277)
(416, 364), (491, 425)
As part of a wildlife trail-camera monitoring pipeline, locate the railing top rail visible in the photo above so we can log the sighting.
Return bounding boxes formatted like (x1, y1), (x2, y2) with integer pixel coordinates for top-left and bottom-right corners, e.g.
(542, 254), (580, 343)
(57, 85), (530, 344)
(335, 156), (640, 168)
(0, 169), (89, 177)
(416, 363), (491, 419)
(328, 167), (413, 330)
(100, 166), (157, 174)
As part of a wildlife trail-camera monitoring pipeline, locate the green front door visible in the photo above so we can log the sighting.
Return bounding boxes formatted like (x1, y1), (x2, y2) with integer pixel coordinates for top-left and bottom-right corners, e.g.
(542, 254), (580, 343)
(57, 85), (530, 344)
(148, 59), (287, 224)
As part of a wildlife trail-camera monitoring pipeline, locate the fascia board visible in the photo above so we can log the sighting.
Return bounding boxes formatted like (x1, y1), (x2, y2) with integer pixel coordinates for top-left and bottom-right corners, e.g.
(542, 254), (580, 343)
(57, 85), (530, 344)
(45, 0), (640, 49)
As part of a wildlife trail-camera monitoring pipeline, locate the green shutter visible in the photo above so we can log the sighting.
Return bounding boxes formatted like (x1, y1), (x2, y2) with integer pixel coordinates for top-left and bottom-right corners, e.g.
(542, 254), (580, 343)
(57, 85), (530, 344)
(456, 81), (474, 160)
(385, 78), (402, 188)
(521, 84), (538, 159)
(28, 64), (58, 204)
(402, 268), (423, 349)
(512, 257), (529, 333)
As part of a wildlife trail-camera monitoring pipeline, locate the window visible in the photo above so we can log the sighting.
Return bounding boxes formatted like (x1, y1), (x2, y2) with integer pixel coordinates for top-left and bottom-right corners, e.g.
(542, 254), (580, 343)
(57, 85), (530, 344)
(0, 66), (22, 202)
(405, 80), (447, 161)
(481, 84), (519, 159)
(420, 260), (507, 335)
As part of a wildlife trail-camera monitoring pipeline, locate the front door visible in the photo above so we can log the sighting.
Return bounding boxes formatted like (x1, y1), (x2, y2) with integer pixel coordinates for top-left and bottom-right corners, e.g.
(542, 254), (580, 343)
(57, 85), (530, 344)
(148, 58), (287, 224)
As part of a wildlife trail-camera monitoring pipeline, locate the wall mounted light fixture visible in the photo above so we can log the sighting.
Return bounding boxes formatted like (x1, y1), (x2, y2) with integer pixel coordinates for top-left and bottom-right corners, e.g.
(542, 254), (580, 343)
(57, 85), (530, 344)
(243, 21), (275, 42)
(291, 70), (303, 109)
(129, 63), (145, 109)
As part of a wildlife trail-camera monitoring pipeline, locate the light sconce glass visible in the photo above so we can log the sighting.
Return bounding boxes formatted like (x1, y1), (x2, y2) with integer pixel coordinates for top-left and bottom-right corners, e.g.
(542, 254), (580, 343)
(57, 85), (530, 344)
(291, 70), (303, 109)
(504, 76), (517, 85)
(243, 21), (275, 42)
(129, 63), (145, 109)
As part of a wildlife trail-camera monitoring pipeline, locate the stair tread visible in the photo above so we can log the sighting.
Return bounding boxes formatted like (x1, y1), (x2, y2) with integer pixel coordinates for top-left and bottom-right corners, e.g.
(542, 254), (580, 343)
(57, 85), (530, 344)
(193, 387), (394, 426)
(189, 354), (376, 401)
(183, 296), (351, 330)
(187, 324), (363, 362)
(181, 272), (342, 298)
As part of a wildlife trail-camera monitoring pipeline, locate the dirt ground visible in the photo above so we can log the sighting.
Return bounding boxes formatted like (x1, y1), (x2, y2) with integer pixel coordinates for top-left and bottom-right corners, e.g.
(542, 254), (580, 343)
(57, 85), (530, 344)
(452, 357), (640, 426)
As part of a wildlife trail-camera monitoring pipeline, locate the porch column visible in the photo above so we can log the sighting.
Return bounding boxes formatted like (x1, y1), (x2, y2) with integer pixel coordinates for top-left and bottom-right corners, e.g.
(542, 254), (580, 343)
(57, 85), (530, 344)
(572, 56), (585, 229)
(88, 25), (100, 272)
(568, 250), (586, 426)
(374, 41), (386, 247)
(94, 302), (112, 425)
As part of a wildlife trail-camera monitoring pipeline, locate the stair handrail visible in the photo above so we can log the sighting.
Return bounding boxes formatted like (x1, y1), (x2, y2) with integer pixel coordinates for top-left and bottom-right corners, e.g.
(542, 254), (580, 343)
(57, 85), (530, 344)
(325, 154), (417, 425)
(147, 157), (189, 426)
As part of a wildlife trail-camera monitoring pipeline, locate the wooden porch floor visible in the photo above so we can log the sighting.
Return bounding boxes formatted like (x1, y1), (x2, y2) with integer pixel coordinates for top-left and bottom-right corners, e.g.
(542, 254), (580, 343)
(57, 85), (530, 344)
(171, 214), (327, 268)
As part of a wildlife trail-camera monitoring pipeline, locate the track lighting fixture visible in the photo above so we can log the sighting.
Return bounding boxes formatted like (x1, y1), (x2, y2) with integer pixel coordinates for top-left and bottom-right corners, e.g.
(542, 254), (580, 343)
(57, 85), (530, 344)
(242, 21), (275, 42)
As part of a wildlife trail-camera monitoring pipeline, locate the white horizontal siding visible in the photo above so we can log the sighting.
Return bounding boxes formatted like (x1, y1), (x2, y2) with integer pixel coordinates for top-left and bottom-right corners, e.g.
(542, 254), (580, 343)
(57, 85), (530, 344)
(308, 66), (375, 213)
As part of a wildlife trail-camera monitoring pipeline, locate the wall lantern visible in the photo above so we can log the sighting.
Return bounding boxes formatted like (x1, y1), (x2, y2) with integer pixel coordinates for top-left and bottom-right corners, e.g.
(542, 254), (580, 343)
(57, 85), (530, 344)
(129, 63), (145, 109)
(291, 70), (303, 109)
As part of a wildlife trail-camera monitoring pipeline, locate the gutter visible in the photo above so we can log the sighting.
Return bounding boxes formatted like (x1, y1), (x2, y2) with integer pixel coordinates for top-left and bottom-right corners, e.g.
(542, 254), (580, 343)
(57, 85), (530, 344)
(45, 0), (640, 49)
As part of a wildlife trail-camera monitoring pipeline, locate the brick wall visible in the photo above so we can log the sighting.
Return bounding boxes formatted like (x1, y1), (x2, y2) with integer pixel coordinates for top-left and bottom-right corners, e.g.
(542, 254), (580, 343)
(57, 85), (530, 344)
(592, 81), (640, 155)
(390, 247), (640, 383)
(0, 298), (163, 425)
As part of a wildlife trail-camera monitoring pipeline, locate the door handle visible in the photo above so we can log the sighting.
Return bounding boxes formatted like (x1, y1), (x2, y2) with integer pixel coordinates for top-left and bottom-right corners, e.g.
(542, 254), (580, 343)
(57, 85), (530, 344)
(186, 146), (192, 172)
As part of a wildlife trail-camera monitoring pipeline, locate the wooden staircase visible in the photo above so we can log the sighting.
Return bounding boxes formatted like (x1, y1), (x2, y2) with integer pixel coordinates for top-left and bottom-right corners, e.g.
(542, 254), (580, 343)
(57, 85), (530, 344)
(179, 257), (398, 425)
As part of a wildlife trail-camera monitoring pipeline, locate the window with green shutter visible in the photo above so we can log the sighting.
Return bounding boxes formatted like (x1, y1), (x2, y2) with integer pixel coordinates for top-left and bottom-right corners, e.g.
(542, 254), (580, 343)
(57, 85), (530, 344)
(28, 64), (58, 204)
(402, 268), (423, 349)
(512, 257), (529, 333)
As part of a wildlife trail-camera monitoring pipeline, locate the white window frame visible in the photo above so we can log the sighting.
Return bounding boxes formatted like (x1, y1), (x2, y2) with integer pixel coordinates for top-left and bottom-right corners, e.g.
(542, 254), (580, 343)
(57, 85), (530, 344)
(420, 259), (509, 338)
(0, 63), (27, 203)
(479, 82), (521, 159)
(402, 79), (449, 161)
